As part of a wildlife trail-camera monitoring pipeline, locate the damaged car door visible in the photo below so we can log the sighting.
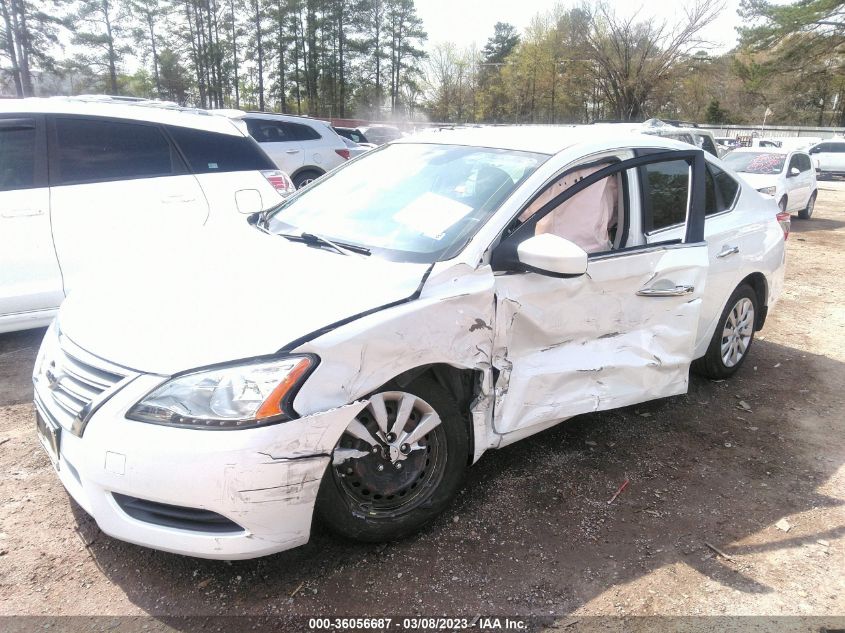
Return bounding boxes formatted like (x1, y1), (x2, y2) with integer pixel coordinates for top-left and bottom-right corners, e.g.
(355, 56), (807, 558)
(490, 150), (710, 436)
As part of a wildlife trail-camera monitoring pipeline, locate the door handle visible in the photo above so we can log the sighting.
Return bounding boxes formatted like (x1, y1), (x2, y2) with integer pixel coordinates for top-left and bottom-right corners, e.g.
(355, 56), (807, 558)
(285, 149), (301, 154)
(636, 284), (695, 297)
(1, 208), (43, 218)
(716, 245), (740, 258)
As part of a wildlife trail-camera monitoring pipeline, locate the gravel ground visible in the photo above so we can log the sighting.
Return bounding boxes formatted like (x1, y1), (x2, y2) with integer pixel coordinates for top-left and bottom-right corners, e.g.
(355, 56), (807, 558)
(1, 183), (844, 631)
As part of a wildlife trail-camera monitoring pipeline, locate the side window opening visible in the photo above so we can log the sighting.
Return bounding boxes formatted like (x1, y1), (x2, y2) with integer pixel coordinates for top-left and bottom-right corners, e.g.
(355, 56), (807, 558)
(517, 162), (625, 254)
(54, 117), (175, 185)
(801, 154), (813, 171)
(640, 159), (689, 232)
(704, 163), (739, 216)
(282, 122), (321, 141)
(246, 119), (290, 143)
(167, 125), (275, 173)
(0, 122), (36, 191)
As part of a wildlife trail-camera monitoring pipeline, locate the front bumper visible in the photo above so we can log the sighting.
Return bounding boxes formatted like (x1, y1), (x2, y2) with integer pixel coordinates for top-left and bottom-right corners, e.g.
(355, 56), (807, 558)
(34, 338), (365, 560)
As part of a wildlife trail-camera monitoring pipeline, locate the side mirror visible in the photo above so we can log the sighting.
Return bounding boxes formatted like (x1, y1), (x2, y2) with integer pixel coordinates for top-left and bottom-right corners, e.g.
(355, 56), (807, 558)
(235, 189), (264, 215)
(516, 233), (588, 277)
(788, 166), (800, 177)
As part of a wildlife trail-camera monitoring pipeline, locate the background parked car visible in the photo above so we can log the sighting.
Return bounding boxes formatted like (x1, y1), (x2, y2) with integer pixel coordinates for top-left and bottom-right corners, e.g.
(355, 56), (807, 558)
(337, 135), (369, 158)
(809, 139), (845, 179)
(0, 97), (290, 334)
(356, 124), (403, 145)
(333, 126), (377, 149)
(217, 110), (350, 188)
(722, 147), (817, 218)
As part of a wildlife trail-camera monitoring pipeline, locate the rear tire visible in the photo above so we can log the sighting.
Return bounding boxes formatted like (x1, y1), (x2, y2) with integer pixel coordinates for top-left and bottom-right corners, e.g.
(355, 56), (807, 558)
(798, 191), (816, 219)
(293, 170), (323, 189)
(316, 376), (468, 543)
(693, 284), (759, 379)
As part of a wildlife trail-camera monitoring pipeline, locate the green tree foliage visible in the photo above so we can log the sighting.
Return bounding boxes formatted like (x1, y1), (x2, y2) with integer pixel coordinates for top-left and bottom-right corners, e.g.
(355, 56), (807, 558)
(71, 0), (131, 94)
(0, 0), (64, 95)
(705, 98), (730, 123)
(5, 0), (843, 127)
(738, 0), (845, 125)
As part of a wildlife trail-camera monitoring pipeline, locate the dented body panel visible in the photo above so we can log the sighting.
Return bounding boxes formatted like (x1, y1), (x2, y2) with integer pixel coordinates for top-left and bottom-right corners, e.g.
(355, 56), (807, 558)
(41, 363), (368, 560)
(492, 244), (709, 438)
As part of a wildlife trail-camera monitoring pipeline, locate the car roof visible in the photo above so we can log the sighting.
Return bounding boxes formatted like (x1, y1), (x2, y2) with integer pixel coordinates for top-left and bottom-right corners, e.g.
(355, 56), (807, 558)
(0, 97), (247, 136)
(727, 146), (797, 155)
(217, 109), (331, 127)
(395, 124), (696, 155)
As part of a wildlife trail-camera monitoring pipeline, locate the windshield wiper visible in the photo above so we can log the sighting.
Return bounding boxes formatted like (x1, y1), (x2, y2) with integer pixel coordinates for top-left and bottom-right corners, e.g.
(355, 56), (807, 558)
(280, 231), (371, 256)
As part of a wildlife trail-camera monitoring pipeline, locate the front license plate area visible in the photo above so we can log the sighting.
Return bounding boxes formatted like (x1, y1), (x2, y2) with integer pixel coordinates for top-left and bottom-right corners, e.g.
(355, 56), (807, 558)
(36, 410), (61, 469)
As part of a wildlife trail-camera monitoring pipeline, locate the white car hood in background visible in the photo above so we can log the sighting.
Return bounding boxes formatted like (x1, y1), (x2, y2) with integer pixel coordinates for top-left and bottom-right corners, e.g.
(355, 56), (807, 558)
(735, 172), (778, 191)
(58, 227), (430, 375)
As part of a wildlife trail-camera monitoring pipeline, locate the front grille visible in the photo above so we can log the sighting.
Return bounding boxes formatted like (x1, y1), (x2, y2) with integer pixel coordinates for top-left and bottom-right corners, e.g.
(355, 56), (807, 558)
(34, 329), (132, 436)
(112, 493), (244, 534)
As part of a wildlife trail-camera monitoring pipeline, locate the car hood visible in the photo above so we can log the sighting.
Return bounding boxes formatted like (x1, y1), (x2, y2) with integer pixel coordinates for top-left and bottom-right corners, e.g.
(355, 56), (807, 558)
(58, 227), (430, 375)
(735, 172), (779, 190)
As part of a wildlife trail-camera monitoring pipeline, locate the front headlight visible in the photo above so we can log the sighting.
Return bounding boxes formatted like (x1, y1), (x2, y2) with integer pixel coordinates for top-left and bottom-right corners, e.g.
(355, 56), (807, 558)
(127, 356), (316, 429)
(757, 186), (777, 196)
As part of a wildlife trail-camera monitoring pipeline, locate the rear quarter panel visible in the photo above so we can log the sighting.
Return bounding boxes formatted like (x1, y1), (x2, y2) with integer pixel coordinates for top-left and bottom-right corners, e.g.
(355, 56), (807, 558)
(194, 171), (283, 228)
(692, 180), (785, 358)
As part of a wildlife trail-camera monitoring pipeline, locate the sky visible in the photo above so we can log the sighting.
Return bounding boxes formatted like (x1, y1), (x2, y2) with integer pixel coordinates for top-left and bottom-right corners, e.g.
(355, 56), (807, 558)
(415, 0), (743, 53)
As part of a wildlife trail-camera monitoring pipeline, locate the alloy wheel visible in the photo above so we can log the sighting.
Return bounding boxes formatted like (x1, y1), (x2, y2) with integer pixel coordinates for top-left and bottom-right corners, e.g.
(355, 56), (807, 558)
(331, 391), (447, 516)
(721, 297), (755, 368)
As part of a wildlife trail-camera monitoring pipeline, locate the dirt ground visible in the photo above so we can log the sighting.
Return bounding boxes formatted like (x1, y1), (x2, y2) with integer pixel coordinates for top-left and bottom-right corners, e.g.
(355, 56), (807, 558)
(1, 184), (844, 631)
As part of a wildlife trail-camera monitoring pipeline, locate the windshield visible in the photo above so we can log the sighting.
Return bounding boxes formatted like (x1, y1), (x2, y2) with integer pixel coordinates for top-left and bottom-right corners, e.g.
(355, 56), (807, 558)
(265, 143), (547, 262)
(723, 152), (786, 174)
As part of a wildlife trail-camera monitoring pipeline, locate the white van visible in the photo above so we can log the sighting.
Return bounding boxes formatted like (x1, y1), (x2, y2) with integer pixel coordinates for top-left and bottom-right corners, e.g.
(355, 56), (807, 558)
(0, 97), (291, 334)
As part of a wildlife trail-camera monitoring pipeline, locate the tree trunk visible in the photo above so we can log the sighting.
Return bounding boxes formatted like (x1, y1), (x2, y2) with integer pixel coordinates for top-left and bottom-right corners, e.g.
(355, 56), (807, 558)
(253, 0), (264, 110)
(0, 0), (23, 96)
(229, 0), (239, 108)
(185, 0), (205, 107)
(147, 13), (161, 98)
(276, 0), (285, 112)
(102, 0), (118, 94)
(292, 10), (302, 114)
(337, 2), (345, 117)
(10, 0), (32, 95)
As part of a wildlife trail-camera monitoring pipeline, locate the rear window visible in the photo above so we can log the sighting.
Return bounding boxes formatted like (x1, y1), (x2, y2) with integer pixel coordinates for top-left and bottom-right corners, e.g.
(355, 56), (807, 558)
(167, 125), (275, 173)
(697, 134), (719, 157)
(0, 121), (36, 191)
(54, 117), (175, 185)
(246, 118), (321, 143)
(723, 152), (786, 174)
(705, 164), (739, 216)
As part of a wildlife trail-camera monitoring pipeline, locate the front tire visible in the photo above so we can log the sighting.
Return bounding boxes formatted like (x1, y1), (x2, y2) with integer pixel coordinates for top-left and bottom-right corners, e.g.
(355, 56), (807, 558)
(316, 376), (468, 542)
(798, 191), (816, 219)
(693, 284), (758, 379)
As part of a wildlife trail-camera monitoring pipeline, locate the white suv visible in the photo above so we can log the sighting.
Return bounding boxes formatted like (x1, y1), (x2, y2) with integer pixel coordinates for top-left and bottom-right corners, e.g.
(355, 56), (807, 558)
(0, 97), (292, 334)
(809, 139), (845, 178)
(217, 111), (350, 188)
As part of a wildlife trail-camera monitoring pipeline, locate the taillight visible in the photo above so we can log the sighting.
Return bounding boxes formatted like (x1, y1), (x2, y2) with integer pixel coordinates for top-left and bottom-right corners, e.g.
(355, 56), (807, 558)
(261, 169), (294, 195)
(335, 148), (350, 160)
(776, 210), (791, 240)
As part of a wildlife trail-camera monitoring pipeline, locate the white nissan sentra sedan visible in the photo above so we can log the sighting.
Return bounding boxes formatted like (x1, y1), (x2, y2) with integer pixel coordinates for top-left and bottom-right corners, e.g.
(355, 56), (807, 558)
(33, 126), (786, 559)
